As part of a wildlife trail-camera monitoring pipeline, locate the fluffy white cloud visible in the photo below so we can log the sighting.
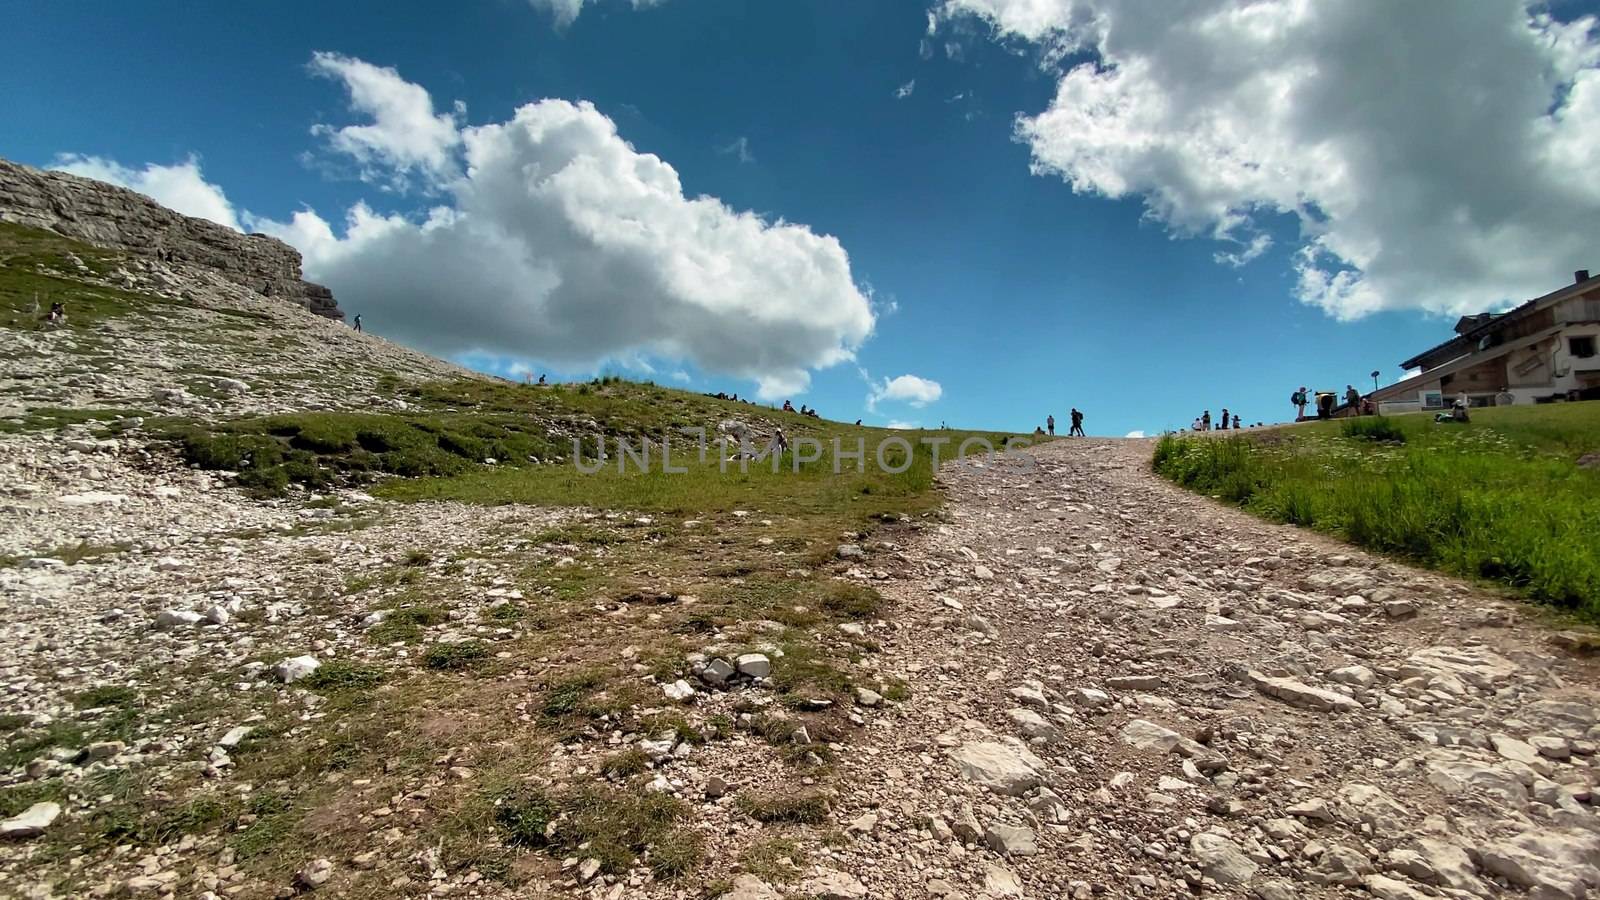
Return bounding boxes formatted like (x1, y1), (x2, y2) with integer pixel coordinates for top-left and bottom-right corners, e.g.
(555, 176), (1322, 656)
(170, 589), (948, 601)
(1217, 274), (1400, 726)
(940, 0), (1600, 319)
(308, 52), (462, 189)
(253, 57), (874, 400)
(529, 0), (668, 29)
(51, 155), (241, 231)
(866, 373), (943, 411)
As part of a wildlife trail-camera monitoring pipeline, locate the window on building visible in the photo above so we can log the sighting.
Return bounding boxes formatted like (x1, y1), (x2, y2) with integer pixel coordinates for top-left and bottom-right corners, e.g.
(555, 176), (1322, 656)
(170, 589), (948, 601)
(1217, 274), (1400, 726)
(1571, 336), (1597, 359)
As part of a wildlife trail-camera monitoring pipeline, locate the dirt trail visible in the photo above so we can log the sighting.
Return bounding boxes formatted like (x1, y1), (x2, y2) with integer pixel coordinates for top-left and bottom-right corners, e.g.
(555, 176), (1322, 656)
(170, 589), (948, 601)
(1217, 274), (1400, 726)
(822, 437), (1600, 899)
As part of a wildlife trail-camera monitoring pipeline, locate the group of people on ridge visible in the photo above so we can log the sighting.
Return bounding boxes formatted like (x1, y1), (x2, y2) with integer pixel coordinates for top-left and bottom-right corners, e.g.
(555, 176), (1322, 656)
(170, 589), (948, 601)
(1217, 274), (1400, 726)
(1041, 408), (1086, 437)
(1291, 384), (1375, 420)
(1191, 409), (1242, 431)
(781, 400), (822, 419)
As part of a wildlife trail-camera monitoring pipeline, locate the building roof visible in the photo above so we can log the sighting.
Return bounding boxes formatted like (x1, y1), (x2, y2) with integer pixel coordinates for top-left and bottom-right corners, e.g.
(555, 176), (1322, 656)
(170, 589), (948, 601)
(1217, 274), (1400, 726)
(1397, 271), (1600, 370)
(1375, 324), (1564, 400)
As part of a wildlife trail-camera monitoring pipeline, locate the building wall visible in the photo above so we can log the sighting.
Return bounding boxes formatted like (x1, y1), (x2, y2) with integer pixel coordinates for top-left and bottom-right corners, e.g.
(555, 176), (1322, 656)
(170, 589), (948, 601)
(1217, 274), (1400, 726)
(1440, 355), (1509, 396)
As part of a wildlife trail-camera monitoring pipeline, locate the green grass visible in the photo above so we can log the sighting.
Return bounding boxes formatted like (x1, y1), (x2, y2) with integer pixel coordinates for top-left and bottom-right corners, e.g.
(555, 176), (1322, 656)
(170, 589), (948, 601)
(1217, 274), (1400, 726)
(1154, 404), (1600, 616)
(152, 370), (1023, 502)
(492, 783), (695, 876)
(736, 790), (830, 824)
(366, 604), (448, 644)
(422, 641), (490, 670)
(0, 222), (174, 332)
(0, 407), (151, 435)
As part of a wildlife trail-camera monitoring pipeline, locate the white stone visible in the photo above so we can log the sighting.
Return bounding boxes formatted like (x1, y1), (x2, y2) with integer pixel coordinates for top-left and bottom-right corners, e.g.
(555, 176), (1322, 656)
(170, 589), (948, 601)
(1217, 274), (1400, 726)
(1190, 832), (1258, 885)
(274, 655), (322, 684)
(947, 739), (1046, 796)
(736, 653), (771, 679)
(0, 802), (61, 839)
(154, 609), (203, 629)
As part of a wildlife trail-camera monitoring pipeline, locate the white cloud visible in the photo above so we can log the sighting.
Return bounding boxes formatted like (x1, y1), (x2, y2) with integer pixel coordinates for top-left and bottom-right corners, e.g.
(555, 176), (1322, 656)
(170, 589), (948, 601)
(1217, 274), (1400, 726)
(886, 420), (920, 430)
(308, 52), (462, 189)
(894, 79), (917, 99)
(253, 57), (874, 401)
(529, 0), (668, 29)
(865, 373), (943, 411)
(718, 136), (754, 164)
(51, 155), (241, 231)
(941, 0), (1600, 320)
(1124, 430), (1146, 438)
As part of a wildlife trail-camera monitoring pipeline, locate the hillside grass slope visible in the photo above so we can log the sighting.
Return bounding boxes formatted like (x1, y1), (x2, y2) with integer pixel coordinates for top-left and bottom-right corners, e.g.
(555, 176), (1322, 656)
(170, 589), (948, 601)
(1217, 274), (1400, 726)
(1153, 405), (1600, 617)
(0, 219), (1042, 896)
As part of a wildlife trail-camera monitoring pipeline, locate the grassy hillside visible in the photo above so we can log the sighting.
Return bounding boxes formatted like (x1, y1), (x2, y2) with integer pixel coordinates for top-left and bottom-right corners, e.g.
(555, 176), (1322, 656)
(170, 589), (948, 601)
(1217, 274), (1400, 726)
(3, 245), (1036, 894)
(1153, 404), (1600, 616)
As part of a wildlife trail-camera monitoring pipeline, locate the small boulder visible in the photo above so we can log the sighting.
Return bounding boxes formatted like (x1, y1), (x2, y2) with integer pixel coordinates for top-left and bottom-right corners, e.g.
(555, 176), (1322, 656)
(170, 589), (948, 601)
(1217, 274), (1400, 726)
(274, 655), (322, 684)
(736, 653), (771, 679)
(1, 802), (61, 839)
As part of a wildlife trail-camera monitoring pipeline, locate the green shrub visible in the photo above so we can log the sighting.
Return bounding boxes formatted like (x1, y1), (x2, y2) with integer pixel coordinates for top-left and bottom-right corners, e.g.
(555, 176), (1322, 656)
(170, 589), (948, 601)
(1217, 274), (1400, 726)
(302, 660), (386, 692)
(423, 641), (490, 670)
(736, 790), (829, 824)
(1342, 416), (1406, 443)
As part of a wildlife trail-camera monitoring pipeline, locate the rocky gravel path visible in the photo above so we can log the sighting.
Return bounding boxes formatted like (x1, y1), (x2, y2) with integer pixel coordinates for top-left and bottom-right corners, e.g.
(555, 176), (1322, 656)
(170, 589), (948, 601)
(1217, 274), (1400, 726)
(818, 437), (1600, 900)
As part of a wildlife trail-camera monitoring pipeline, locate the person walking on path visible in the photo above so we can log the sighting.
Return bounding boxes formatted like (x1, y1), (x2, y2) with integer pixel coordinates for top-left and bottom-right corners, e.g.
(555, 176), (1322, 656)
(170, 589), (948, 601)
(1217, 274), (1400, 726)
(1047, 414), (1056, 436)
(353, 314), (363, 333)
(1069, 408), (1085, 437)
(1345, 384), (1361, 409)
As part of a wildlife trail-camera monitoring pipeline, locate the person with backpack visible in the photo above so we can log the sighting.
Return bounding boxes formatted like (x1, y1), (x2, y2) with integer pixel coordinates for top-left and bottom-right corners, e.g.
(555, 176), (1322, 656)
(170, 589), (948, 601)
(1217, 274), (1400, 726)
(1069, 408), (1085, 436)
(1291, 387), (1308, 419)
(1345, 384), (1361, 410)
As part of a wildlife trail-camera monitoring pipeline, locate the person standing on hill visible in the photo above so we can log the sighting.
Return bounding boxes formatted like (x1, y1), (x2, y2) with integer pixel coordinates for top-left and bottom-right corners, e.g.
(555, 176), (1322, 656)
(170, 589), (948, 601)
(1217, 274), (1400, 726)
(1232, 413), (1241, 430)
(1292, 387), (1308, 419)
(1219, 407), (1230, 430)
(1069, 408), (1085, 436)
(1047, 414), (1056, 436)
(1201, 410), (1211, 431)
(1345, 384), (1361, 409)
(353, 314), (363, 333)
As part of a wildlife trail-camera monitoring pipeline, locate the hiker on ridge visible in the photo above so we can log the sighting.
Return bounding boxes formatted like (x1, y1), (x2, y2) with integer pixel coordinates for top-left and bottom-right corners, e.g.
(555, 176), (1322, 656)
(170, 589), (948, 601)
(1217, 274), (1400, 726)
(1292, 386), (1308, 419)
(1069, 408), (1086, 437)
(1047, 414), (1056, 436)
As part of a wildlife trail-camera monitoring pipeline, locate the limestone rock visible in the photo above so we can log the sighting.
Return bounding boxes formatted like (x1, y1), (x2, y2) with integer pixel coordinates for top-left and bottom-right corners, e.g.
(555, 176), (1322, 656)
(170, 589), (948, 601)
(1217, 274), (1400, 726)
(947, 739), (1046, 796)
(736, 653), (772, 679)
(721, 874), (782, 900)
(1189, 832), (1258, 885)
(1248, 671), (1361, 713)
(1, 802), (61, 839)
(984, 823), (1039, 856)
(274, 655), (322, 684)
(0, 159), (343, 318)
(803, 870), (869, 899)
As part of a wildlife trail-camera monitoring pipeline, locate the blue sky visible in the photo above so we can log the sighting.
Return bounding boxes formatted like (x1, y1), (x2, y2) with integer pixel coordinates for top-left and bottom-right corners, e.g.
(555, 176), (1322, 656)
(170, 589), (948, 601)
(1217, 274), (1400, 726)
(5, 0), (1599, 435)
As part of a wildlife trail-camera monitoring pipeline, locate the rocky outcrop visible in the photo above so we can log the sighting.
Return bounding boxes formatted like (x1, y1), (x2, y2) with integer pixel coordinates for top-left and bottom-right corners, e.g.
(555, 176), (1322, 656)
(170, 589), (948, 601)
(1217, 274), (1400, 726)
(0, 158), (342, 318)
